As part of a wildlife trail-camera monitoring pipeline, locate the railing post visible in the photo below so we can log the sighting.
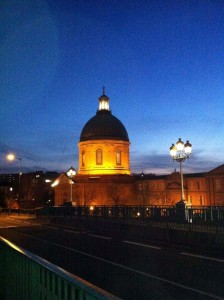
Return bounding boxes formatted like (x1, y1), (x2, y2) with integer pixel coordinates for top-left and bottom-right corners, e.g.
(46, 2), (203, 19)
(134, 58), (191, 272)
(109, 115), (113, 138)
(0, 240), (6, 299)
(175, 201), (187, 223)
(0, 237), (121, 300)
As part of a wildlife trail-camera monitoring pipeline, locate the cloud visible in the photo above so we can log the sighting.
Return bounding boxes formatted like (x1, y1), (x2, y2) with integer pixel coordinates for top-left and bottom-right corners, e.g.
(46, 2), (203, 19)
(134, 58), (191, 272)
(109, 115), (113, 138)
(1, 140), (222, 176)
(130, 150), (221, 175)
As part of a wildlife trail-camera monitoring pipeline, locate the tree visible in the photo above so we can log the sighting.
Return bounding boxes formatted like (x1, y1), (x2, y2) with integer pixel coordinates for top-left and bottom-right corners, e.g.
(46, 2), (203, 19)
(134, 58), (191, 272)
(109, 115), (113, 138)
(72, 184), (95, 206)
(108, 184), (126, 205)
(137, 181), (150, 205)
(83, 187), (95, 206)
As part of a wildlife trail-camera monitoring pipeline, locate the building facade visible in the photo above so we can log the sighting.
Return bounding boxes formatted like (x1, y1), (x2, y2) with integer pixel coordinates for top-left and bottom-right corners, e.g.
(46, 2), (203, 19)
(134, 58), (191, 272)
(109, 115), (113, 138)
(53, 90), (133, 206)
(53, 91), (224, 207)
(0, 171), (59, 208)
(78, 91), (130, 175)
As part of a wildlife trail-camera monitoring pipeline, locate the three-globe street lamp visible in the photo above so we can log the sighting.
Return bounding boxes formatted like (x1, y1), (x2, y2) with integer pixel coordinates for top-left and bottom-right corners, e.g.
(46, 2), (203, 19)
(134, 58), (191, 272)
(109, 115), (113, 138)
(169, 138), (192, 202)
(6, 153), (22, 202)
(66, 166), (77, 204)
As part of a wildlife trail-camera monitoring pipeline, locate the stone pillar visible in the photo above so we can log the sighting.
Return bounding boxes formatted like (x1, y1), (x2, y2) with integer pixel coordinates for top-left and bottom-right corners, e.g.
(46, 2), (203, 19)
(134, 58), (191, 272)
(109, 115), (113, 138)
(175, 200), (187, 222)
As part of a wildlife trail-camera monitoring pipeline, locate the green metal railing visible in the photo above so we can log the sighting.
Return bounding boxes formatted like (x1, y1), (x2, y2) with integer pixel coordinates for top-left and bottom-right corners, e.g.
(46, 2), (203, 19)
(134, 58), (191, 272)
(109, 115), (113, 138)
(0, 236), (121, 300)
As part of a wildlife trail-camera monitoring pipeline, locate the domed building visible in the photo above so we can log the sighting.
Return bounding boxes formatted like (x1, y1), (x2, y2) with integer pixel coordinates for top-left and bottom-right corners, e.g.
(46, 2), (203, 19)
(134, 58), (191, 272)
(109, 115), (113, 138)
(78, 90), (131, 175)
(53, 90), (135, 206)
(52, 90), (224, 207)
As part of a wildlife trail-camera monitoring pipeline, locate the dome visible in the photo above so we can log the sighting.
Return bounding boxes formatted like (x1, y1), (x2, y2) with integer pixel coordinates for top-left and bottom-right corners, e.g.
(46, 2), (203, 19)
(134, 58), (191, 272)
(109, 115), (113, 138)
(80, 110), (129, 142)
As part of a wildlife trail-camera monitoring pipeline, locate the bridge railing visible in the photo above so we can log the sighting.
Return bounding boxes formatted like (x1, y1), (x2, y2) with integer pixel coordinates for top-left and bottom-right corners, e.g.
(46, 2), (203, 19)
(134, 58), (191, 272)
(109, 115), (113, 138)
(2, 205), (224, 228)
(0, 236), (121, 300)
(36, 205), (224, 226)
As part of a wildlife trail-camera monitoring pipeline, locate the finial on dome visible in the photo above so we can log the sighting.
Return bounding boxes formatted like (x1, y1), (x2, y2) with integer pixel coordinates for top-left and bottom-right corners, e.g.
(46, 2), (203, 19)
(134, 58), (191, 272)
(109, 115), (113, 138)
(98, 87), (110, 111)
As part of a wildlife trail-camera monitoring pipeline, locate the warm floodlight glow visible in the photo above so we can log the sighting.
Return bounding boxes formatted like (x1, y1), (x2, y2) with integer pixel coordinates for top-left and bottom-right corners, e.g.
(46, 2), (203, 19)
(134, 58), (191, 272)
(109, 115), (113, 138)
(45, 179), (51, 183)
(51, 179), (59, 187)
(99, 100), (109, 110)
(90, 205), (94, 211)
(7, 153), (16, 161)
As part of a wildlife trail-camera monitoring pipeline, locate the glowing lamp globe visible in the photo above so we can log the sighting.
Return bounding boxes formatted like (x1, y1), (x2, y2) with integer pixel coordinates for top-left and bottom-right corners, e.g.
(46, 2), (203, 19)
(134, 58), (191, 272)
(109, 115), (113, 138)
(176, 138), (184, 151)
(7, 153), (16, 161)
(170, 144), (177, 158)
(184, 140), (192, 156)
(67, 167), (76, 178)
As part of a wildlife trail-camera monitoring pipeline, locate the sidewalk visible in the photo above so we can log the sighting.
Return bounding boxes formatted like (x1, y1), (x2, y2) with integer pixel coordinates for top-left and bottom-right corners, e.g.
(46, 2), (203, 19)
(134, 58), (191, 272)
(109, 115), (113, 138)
(0, 213), (37, 221)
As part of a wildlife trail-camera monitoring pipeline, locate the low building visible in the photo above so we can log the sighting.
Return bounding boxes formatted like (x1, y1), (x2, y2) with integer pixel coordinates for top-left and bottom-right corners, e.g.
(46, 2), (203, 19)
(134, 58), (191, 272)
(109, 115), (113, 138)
(52, 165), (224, 207)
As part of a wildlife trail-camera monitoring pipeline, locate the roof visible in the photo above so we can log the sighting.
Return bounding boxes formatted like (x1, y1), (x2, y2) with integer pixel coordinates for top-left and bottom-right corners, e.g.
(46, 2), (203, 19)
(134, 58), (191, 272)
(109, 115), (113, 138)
(80, 110), (129, 142)
(207, 164), (224, 175)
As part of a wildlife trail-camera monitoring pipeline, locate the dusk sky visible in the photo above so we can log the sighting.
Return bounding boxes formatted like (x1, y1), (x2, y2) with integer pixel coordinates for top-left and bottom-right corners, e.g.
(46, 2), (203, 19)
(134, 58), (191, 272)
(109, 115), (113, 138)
(1, 0), (224, 175)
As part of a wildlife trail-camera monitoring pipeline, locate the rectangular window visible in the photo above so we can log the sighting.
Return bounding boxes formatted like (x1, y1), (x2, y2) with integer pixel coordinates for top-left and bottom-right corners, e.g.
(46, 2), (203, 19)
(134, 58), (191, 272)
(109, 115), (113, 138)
(82, 151), (85, 166)
(215, 179), (221, 191)
(200, 196), (203, 205)
(116, 149), (121, 165)
(96, 149), (102, 165)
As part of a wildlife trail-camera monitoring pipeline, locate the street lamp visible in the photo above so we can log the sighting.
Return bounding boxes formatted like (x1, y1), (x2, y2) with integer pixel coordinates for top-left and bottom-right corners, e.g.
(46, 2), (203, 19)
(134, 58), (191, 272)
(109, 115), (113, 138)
(6, 153), (22, 202)
(66, 166), (76, 204)
(169, 138), (192, 202)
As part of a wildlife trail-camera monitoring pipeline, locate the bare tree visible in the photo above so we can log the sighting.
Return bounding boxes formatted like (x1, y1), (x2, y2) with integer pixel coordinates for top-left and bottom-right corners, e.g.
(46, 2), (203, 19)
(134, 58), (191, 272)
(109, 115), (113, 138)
(83, 187), (95, 206)
(73, 186), (82, 205)
(137, 181), (150, 205)
(108, 184), (126, 205)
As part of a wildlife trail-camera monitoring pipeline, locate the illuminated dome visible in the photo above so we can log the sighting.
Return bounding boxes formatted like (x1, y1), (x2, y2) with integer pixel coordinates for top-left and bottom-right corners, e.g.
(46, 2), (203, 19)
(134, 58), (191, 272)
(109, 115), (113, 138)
(78, 89), (131, 175)
(80, 92), (129, 142)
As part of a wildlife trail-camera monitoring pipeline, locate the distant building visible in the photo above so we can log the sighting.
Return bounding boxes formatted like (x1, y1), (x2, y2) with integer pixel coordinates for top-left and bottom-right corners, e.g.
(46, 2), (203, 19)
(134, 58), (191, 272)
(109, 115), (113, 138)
(0, 173), (19, 207)
(0, 171), (59, 208)
(136, 164), (224, 206)
(52, 90), (224, 206)
(0, 173), (18, 185)
(21, 171), (59, 207)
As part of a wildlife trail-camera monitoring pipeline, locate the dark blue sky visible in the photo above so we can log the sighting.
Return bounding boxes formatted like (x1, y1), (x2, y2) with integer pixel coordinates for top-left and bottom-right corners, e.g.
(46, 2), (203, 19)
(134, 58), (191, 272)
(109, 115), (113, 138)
(1, 0), (224, 174)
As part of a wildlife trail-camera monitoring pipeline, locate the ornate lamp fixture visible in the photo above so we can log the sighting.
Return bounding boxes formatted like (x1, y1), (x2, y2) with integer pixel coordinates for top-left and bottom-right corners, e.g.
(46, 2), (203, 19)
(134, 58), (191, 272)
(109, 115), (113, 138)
(66, 166), (77, 203)
(169, 138), (192, 201)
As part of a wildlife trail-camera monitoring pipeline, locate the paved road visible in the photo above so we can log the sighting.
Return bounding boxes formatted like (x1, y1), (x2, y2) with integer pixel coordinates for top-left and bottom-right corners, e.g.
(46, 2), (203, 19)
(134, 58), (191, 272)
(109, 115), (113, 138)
(0, 215), (224, 300)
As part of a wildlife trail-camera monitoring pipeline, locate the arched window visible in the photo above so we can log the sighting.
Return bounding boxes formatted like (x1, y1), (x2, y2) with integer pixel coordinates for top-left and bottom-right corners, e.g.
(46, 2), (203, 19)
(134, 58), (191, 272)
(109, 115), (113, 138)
(96, 148), (102, 165)
(116, 148), (121, 165)
(82, 151), (85, 166)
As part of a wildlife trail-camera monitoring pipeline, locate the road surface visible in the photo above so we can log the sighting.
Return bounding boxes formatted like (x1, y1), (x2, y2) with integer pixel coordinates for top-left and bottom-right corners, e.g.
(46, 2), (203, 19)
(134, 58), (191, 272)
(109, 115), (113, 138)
(0, 215), (223, 300)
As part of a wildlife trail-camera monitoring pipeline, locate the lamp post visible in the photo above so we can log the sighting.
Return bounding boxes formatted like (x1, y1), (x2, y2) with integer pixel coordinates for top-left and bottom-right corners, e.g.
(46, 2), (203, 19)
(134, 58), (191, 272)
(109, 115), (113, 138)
(6, 153), (22, 202)
(66, 166), (76, 204)
(169, 138), (192, 202)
